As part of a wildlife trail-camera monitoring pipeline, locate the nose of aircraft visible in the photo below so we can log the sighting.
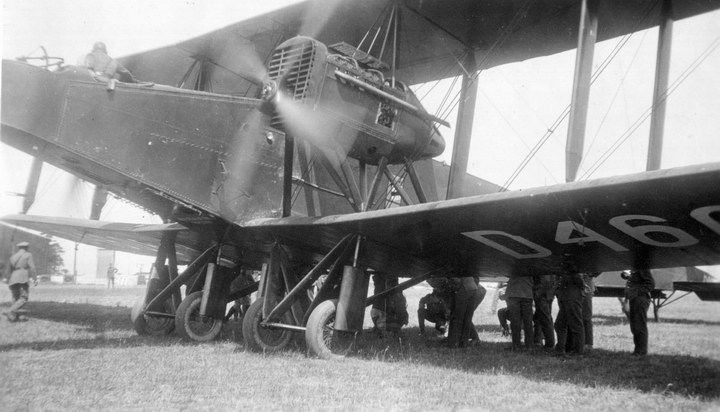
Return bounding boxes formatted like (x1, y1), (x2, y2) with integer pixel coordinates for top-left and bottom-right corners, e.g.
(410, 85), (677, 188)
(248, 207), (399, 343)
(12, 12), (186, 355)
(422, 129), (445, 158)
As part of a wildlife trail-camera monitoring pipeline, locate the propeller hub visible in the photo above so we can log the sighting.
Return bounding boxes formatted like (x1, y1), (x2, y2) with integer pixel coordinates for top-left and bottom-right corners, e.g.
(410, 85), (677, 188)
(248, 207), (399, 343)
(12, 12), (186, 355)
(261, 80), (278, 103)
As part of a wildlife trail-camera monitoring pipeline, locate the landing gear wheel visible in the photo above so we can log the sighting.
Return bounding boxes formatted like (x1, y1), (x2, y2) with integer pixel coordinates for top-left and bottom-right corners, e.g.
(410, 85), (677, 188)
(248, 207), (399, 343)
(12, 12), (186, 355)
(175, 291), (223, 342)
(242, 300), (293, 352)
(131, 297), (174, 336)
(305, 299), (356, 359)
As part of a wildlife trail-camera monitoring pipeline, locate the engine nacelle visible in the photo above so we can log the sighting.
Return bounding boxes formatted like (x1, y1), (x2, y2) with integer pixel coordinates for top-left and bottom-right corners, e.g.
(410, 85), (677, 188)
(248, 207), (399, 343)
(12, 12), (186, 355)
(265, 36), (445, 165)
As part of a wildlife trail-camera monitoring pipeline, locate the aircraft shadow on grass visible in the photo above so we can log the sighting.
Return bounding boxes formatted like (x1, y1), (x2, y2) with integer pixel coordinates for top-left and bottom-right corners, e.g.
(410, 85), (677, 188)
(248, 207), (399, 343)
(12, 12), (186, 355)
(593, 314), (720, 327)
(351, 324), (720, 400)
(1, 302), (718, 399)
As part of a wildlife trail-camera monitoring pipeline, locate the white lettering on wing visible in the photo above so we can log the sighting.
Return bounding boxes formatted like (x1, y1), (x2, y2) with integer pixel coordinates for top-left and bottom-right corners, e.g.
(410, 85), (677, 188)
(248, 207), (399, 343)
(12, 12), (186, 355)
(460, 205), (720, 259)
(555, 221), (628, 251)
(462, 230), (551, 259)
(691, 205), (720, 235)
(609, 215), (698, 247)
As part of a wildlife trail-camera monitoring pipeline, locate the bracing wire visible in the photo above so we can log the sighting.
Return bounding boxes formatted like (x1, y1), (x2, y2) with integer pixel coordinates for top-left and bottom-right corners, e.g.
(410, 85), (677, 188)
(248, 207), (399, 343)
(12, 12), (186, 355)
(579, 35), (720, 181)
(499, 0), (662, 190)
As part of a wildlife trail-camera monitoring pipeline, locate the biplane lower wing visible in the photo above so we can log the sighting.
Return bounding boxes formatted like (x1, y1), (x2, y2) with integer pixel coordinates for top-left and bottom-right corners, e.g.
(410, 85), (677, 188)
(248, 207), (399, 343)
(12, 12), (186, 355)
(0, 216), (201, 264)
(673, 281), (720, 301)
(243, 162), (720, 278)
(4, 162), (720, 279)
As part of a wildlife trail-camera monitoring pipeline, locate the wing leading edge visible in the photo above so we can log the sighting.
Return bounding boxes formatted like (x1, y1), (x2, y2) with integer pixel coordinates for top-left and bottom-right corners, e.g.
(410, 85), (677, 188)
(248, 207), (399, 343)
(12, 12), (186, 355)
(243, 162), (720, 278)
(0, 215), (201, 264)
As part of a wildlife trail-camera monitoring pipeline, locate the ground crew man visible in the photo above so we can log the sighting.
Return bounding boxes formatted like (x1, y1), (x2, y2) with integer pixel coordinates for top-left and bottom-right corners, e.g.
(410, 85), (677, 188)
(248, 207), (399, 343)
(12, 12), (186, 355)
(533, 274), (556, 350)
(622, 269), (655, 356)
(505, 275), (534, 350)
(3, 241), (37, 322)
(447, 277), (485, 347)
(554, 273), (585, 356)
(418, 280), (453, 335)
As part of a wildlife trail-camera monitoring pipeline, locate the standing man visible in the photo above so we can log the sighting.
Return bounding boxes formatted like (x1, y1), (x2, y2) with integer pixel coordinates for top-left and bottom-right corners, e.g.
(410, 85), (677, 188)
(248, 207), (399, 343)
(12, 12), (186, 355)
(447, 277), (485, 347)
(533, 274), (557, 350)
(3, 242), (37, 322)
(505, 275), (534, 350)
(554, 273), (585, 356)
(622, 269), (655, 356)
(107, 264), (117, 289)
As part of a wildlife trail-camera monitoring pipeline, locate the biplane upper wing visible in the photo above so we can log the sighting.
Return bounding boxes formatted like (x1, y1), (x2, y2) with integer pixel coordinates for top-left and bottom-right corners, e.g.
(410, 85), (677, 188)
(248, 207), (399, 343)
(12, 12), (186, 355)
(0, 215), (202, 264)
(241, 162), (720, 278)
(120, 0), (720, 91)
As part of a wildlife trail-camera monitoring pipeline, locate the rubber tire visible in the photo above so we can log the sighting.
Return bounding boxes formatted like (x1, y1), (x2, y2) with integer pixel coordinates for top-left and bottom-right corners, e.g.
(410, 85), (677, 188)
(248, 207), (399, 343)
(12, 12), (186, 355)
(175, 291), (223, 342)
(131, 297), (174, 336)
(305, 299), (355, 360)
(242, 300), (293, 352)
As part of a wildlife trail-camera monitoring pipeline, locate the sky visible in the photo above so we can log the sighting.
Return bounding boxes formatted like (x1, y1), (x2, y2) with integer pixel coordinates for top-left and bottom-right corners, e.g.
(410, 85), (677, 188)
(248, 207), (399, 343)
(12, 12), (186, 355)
(2, 0), (719, 278)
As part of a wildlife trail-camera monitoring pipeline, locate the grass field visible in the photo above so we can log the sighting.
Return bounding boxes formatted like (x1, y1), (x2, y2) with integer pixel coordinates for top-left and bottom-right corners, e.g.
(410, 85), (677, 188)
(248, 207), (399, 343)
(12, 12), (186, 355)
(1, 283), (719, 411)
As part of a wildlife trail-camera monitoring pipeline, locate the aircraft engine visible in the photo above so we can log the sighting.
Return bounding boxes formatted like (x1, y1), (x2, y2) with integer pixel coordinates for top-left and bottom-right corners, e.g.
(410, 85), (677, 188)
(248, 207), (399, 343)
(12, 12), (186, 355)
(260, 36), (445, 166)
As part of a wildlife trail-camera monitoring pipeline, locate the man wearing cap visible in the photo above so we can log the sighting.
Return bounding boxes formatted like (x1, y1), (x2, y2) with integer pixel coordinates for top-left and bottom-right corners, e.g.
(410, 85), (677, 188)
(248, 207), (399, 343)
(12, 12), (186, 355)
(622, 269), (655, 355)
(4, 241), (37, 322)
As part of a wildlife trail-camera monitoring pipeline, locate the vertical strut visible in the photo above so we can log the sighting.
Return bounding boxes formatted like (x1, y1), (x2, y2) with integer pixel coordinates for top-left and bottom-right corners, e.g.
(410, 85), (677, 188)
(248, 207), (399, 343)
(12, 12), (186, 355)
(565, 0), (599, 182)
(366, 157), (388, 210)
(446, 52), (478, 200)
(405, 161), (428, 203)
(22, 157), (43, 214)
(383, 168), (413, 205)
(297, 141), (319, 216)
(282, 136), (295, 217)
(647, 0), (674, 171)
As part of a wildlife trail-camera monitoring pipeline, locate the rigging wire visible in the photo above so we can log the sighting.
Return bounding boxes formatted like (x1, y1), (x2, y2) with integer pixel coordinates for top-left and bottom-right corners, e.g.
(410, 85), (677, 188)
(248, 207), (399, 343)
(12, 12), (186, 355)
(499, 0), (662, 190)
(579, 35), (720, 181)
(436, 0), (534, 122)
(479, 88), (561, 185)
(581, 29), (650, 170)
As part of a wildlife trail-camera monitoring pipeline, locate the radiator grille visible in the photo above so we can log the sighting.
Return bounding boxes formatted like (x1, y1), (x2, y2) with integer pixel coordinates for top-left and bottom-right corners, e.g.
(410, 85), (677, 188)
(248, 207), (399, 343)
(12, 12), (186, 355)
(267, 40), (316, 130)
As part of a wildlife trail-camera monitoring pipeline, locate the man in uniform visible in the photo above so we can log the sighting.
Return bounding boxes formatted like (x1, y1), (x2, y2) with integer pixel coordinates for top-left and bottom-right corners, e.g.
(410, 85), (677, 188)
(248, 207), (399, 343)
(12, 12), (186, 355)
(554, 273), (585, 356)
(505, 275), (534, 350)
(532, 274), (556, 350)
(447, 277), (486, 347)
(3, 241), (37, 322)
(622, 269), (655, 356)
(417, 281), (453, 335)
(85, 42), (136, 82)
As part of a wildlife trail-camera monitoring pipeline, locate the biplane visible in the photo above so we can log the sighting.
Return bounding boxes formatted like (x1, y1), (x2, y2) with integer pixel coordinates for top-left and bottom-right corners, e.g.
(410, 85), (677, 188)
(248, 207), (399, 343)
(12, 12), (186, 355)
(2, 0), (720, 358)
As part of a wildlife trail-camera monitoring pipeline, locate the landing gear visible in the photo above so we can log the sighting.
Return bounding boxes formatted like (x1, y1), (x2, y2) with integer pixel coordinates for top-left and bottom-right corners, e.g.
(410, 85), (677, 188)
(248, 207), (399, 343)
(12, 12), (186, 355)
(305, 299), (355, 359)
(242, 300), (294, 352)
(131, 297), (174, 336)
(175, 291), (223, 342)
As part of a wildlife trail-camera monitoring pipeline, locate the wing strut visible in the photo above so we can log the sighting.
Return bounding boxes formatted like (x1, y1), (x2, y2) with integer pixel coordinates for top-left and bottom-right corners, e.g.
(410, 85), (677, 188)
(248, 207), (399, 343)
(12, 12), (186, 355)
(565, 0), (599, 183)
(647, 0), (674, 171)
(21, 157), (43, 213)
(446, 52), (478, 199)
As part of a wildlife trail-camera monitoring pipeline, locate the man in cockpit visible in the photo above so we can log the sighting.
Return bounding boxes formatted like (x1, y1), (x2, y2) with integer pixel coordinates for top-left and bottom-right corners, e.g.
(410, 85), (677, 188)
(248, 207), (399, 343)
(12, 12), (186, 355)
(84, 42), (136, 83)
